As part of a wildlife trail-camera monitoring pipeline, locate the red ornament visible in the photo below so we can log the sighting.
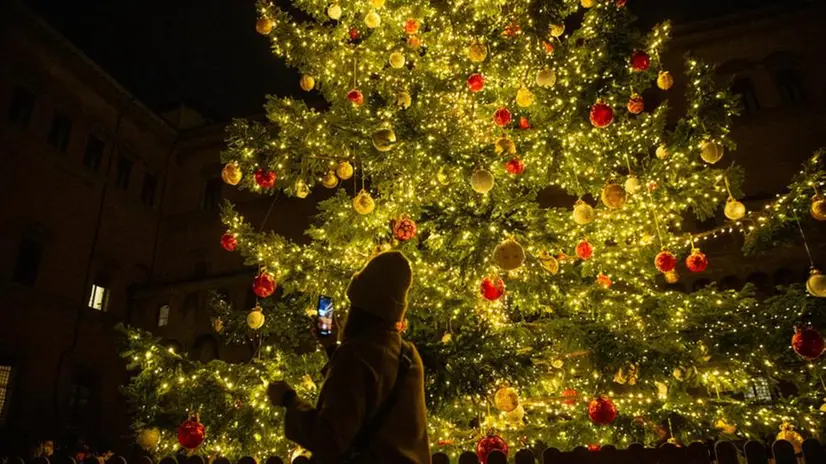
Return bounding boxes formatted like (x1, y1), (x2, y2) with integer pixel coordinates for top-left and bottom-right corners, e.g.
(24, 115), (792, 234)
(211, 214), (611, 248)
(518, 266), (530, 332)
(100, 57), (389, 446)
(348, 28), (360, 40)
(177, 417), (206, 449)
(255, 169), (276, 189)
(493, 107), (512, 127)
(467, 73), (485, 92)
(543, 41), (555, 54)
(347, 89), (364, 106)
(481, 277), (505, 301)
(589, 102), (613, 128)
(685, 249), (708, 273)
(220, 233), (237, 252)
(588, 395), (618, 425)
(562, 388), (578, 405)
(518, 117), (531, 129)
(404, 19), (420, 35)
(392, 216), (417, 241)
(252, 272), (276, 298)
(654, 250), (677, 273)
(630, 50), (651, 71)
(648, 181), (658, 192)
(575, 239), (593, 260)
(505, 157), (525, 175)
(476, 434), (509, 464)
(627, 94), (644, 114)
(596, 273), (612, 289)
(503, 21), (521, 38)
(792, 326), (825, 360)
(588, 444), (601, 452)
(616, 0), (627, 6)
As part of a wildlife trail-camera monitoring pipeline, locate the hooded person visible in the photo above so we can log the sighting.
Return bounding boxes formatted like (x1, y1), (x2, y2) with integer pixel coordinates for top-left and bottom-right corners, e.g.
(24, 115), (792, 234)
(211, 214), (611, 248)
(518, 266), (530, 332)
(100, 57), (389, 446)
(268, 251), (431, 464)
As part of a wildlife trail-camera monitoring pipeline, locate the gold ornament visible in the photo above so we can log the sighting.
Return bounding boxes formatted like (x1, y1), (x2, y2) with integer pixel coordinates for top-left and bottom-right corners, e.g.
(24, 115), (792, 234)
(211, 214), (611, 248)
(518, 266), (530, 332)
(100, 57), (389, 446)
(441, 332), (452, 344)
(807, 269), (826, 297)
(137, 428), (160, 450)
(494, 137), (516, 156)
(655, 145), (670, 159)
(389, 52), (405, 69)
(549, 24), (565, 37)
(516, 87), (535, 108)
(673, 367), (684, 381)
(601, 183), (627, 209)
(581, 0), (594, 8)
(470, 169), (495, 193)
(436, 166), (450, 185)
(505, 404), (525, 425)
(811, 195), (826, 221)
(295, 180), (310, 199)
(468, 41), (488, 63)
(714, 419), (737, 435)
(211, 316), (224, 333)
(370, 0), (385, 7)
(536, 68), (556, 87)
(221, 162), (243, 185)
(256, 17), (274, 35)
(724, 197), (746, 220)
(493, 238), (526, 271)
(655, 381), (668, 399)
(776, 423), (803, 453)
(327, 3), (342, 20)
(322, 170), (339, 188)
(372, 128), (397, 152)
(364, 10), (381, 28)
(624, 175), (641, 194)
(336, 161), (354, 180)
(657, 71), (674, 90)
(664, 270), (680, 284)
(352, 189), (375, 215)
(538, 250), (559, 275)
(494, 386), (519, 412)
(299, 75), (315, 91)
(247, 307), (265, 330)
(396, 91), (412, 109)
(551, 358), (564, 369)
(700, 140), (724, 164)
(572, 200), (595, 225)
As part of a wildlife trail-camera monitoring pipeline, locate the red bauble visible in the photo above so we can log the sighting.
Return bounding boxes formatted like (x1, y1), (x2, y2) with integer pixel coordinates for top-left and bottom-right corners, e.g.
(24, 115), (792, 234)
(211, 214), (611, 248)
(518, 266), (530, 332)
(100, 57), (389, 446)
(562, 388), (578, 405)
(481, 277), (505, 301)
(685, 250), (708, 273)
(616, 0), (627, 7)
(518, 117), (531, 130)
(588, 395), (618, 425)
(177, 417), (206, 449)
(627, 95), (644, 114)
(404, 19), (420, 35)
(347, 89), (364, 106)
(654, 250), (677, 273)
(792, 326), (825, 360)
(476, 434), (509, 464)
(589, 102), (613, 128)
(596, 273), (612, 289)
(220, 233), (237, 252)
(493, 107), (512, 127)
(630, 50), (651, 71)
(349, 28), (361, 40)
(252, 272), (276, 298)
(392, 216), (417, 241)
(588, 444), (601, 452)
(467, 73), (485, 92)
(575, 239), (593, 260)
(505, 157), (525, 175)
(255, 169), (276, 189)
(503, 22), (521, 38)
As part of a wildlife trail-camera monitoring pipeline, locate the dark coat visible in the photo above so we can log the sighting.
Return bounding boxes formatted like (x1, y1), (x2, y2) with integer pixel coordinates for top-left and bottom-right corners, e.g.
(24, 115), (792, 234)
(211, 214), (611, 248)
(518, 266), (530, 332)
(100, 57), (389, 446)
(284, 330), (431, 464)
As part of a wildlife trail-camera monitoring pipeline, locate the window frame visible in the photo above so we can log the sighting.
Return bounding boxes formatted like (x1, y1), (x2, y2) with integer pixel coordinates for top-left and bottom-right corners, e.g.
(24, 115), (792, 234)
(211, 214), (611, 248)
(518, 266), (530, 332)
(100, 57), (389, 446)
(158, 305), (170, 327)
(0, 364), (13, 425)
(141, 172), (158, 208)
(87, 283), (110, 311)
(202, 178), (223, 211)
(12, 236), (43, 286)
(82, 135), (106, 172)
(7, 85), (35, 127)
(47, 111), (73, 153)
(115, 154), (134, 190)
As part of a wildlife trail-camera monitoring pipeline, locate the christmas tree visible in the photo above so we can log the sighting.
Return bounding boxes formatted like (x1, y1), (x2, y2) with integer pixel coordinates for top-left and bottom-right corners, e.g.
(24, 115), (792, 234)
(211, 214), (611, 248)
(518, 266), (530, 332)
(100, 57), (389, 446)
(122, 0), (826, 459)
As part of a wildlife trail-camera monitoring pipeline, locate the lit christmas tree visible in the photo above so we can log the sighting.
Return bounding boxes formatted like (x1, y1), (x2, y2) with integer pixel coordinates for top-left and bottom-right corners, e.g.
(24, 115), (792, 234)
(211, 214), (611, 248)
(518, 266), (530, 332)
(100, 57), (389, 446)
(122, 0), (826, 459)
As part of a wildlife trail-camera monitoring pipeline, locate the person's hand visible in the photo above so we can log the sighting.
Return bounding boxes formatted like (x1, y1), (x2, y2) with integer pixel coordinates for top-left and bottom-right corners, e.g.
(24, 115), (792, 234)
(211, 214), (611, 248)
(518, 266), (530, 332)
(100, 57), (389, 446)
(311, 315), (340, 351)
(267, 381), (294, 407)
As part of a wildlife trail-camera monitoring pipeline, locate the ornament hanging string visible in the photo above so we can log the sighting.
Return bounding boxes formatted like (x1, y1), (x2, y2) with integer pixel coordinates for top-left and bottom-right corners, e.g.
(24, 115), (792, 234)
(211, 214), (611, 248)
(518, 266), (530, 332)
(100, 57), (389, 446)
(792, 211), (816, 269)
(723, 174), (734, 199)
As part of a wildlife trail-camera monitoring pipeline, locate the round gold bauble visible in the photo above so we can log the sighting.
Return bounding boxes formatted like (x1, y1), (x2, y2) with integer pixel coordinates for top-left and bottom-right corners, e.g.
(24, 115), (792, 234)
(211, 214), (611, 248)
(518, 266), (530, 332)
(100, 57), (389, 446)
(137, 428), (160, 450)
(601, 183), (627, 209)
(811, 195), (826, 221)
(372, 128), (397, 152)
(299, 75), (315, 91)
(364, 10), (381, 28)
(247, 308), (265, 330)
(221, 162), (243, 186)
(538, 250), (559, 275)
(581, 0), (594, 8)
(516, 87), (535, 108)
(389, 52), (405, 69)
(322, 170), (339, 189)
(700, 140), (724, 164)
(493, 238), (526, 271)
(352, 189), (375, 215)
(655, 145), (670, 159)
(370, 0), (385, 7)
(624, 175), (641, 194)
(336, 161), (354, 180)
(550, 24), (565, 37)
(470, 169), (495, 194)
(495, 137), (516, 156)
(572, 200), (595, 225)
(295, 180), (310, 199)
(536, 68), (557, 87)
(657, 71), (674, 90)
(396, 91), (412, 109)
(807, 269), (826, 297)
(327, 3), (342, 20)
(494, 386), (520, 412)
(664, 270), (680, 284)
(256, 17), (274, 35)
(506, 404), (525, 424)
(724, 197), (746, 220)
(437, 166), (450, 185)
(468, 41), (488, 63)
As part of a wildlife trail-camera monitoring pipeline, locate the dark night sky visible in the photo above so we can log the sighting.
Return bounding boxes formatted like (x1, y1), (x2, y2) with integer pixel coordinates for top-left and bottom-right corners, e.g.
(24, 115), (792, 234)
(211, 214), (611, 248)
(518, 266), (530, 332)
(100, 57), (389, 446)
(25, 0), (792, 122)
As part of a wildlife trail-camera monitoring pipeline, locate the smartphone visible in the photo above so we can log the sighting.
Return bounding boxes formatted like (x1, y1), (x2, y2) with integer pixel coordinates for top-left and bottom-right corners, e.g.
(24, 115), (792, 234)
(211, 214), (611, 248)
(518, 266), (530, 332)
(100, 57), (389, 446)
(316, 295), (334, 336)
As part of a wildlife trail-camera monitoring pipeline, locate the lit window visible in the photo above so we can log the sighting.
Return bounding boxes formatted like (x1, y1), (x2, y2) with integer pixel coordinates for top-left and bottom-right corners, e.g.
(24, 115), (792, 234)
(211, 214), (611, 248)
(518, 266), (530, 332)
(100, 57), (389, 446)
(744, 377), (772, 403)
(158, 305), (170, 327)
(88, 284), (109, 311)
(0, 365), (11, 423)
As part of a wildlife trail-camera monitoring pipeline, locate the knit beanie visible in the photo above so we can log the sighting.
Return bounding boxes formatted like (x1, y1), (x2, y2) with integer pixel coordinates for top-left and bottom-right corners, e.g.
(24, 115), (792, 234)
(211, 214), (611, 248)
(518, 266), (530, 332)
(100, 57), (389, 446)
(346, 251), (413, 322)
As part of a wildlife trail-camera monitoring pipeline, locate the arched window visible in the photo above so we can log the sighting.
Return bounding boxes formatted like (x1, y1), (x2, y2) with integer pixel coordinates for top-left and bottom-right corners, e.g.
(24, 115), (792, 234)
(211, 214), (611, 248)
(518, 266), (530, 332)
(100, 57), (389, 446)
(719, 276), (742, 292)
(745, 272), (772, 299)
(732, 77), (760, 113)
(158, 305), (170, 327)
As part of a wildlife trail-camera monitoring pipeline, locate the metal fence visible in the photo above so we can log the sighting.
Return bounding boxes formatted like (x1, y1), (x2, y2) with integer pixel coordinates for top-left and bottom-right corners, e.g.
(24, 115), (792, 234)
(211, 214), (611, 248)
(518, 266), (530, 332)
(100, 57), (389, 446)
(14, 438), (826, 464)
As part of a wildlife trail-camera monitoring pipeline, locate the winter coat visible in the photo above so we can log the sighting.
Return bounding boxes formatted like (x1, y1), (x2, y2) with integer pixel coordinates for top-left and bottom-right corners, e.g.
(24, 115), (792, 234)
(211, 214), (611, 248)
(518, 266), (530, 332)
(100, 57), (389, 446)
(284, 329), (431, 464)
